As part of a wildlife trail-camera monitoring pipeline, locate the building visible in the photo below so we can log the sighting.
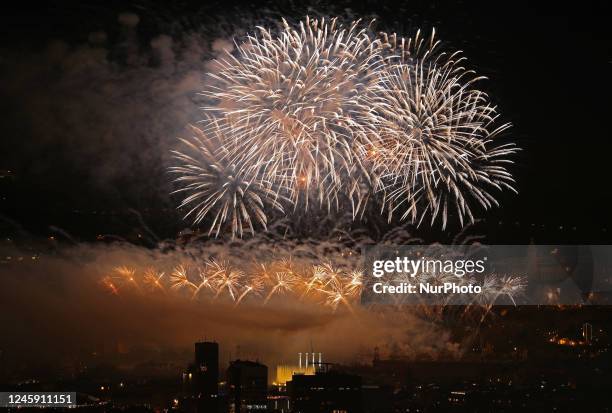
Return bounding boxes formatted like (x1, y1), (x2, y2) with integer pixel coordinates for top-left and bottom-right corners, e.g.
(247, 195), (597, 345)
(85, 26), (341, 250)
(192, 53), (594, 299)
(275, 353), (320, 386)
(275, 364), (315, 386)
(288, 367), (362, 413)
(227, 360), (268, 412)
(183, 341), (219, 412)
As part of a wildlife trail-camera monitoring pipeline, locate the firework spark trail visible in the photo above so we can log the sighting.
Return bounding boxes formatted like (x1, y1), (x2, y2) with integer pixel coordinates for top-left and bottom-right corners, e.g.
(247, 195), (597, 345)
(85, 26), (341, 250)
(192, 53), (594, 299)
(170, 264), (198, 292)
(263, 261), (300, 304)
(235, 275), (264, 306)
(314, 263), (360, 312)
(143, 268), (166, 293)
(111, 266), (142, 293)
(207, 259), (244, 301)
(496, 275), (527, 306)
(191, 265), (217, 300)
(346, 270), (364, 297)
(301, 265), (327, 297)
(100, 276), (119, 295)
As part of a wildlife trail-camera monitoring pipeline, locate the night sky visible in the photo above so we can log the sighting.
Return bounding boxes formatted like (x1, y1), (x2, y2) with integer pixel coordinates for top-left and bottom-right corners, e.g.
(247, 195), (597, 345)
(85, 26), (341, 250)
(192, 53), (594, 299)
(1, 0), (610, 243)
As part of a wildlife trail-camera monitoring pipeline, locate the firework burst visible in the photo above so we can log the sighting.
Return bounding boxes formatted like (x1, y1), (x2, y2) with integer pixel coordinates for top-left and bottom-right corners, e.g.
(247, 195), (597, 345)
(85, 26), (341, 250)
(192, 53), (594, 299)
(191, 265), (218, 300)
(171, 17), (517, 236)
(202, 16), (384, 214)
(372, 54), (517, 228)
(169, 264), (197, 292)
(235, 275), (265, 306)
(207, 259), (244, 301)
(171, 122), (286, 238)
(143, 268), (166, 293)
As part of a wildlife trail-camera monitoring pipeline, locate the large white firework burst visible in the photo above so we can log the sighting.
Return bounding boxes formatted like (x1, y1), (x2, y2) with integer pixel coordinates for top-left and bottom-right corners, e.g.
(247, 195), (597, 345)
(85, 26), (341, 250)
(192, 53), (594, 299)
(171, 17), (518, 236)
(203, 16), (384, 212)
(372, 46), (518, 228)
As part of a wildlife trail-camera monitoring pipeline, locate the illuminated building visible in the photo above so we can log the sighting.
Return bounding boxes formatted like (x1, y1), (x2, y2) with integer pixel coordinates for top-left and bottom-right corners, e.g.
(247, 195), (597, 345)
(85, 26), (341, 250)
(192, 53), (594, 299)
(275, 352), (320, 386)
(275, 365), (315, 386)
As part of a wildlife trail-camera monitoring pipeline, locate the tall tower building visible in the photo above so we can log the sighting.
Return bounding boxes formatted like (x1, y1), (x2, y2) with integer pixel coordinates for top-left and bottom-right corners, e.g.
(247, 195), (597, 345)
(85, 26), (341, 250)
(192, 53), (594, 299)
(192, 341), (219, 412)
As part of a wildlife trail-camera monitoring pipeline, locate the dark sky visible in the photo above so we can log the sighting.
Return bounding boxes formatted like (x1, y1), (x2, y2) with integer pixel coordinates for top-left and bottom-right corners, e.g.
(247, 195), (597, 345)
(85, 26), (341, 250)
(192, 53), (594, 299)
(0, 0), (610, 243)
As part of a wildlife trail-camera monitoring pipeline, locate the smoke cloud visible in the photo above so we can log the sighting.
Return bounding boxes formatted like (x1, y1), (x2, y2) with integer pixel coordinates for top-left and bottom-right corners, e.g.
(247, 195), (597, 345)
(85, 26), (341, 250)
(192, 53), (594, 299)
(0, 242), (458, 379)
(0, 11), (235, 209)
